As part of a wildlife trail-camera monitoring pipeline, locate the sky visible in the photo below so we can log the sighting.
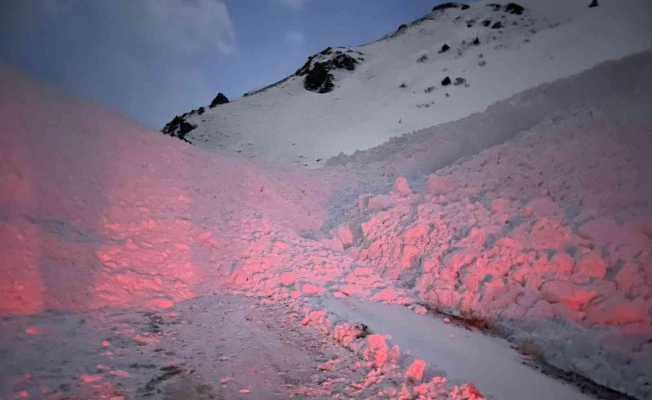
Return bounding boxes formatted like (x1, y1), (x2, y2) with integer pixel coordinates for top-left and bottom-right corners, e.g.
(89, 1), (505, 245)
(0, 0), (448, 128)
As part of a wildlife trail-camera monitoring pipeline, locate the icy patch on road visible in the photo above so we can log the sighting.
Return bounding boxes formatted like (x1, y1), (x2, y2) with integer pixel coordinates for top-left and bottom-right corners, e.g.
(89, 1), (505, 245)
(323, 297), (593, 400)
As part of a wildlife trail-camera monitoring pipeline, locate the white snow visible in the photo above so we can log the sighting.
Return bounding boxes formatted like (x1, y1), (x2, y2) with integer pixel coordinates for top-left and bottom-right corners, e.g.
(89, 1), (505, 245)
(182, 0), (652, 167)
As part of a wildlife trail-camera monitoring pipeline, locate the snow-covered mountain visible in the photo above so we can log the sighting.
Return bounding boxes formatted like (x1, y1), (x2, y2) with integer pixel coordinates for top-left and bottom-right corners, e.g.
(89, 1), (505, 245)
(163, 0), (652, 167)
(3, 2), (652, 399)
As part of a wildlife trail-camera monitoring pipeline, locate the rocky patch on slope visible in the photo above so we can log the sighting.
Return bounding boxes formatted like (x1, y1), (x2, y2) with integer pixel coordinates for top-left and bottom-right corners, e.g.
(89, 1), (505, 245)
(432, 2), (471, 13)
(295, 47), (364, 94)
(161, 92), (229, 142)
(209, 92), (229, 108)
(161, 114), (196, 142)
(487, 2), (526, 15)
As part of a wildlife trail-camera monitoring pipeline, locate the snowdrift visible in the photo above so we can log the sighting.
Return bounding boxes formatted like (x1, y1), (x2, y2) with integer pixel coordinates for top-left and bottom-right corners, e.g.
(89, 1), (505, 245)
(0, 67), (339, 315)
(335, 51), (652, 398)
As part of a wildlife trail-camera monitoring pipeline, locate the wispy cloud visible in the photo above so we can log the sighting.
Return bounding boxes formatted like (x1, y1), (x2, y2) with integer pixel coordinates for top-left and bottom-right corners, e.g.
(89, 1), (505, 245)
(0, 0), (237, 127)
(142, 0), (236, 55)
(34, 0), (236, 56)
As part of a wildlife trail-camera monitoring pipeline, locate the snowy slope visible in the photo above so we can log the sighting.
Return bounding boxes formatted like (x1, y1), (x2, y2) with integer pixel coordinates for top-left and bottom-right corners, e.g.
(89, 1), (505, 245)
(0, 67), (341, 315)
(173, 0), (652, 167)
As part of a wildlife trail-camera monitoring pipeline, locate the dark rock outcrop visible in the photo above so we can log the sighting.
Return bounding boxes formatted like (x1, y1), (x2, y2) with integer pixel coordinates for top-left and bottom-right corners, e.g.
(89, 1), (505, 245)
(441, 76), (452, 86)
(303, 62), (334, 93)
(505, 3), (525, 15)
(332, 53), (359, 71)
(432, 2), (470, 12)
(296, 47), (364, 94)
(439, 44), (451, 53)
(589, 0), (599, 8)
(161, 115), (196, 143)
(209, 93), (229, 108)
(487, 2), (525, 15)
(491, 21), (504, 29)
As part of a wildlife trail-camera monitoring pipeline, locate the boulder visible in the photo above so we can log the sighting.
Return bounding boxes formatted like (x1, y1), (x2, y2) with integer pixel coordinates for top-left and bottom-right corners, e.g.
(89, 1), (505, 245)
(505, 3), (525, 15)
(178, 121), (196, 136)
(161, 115), (196, 143)
(487, 3), (524, 15)
(304, 62), (335, 93)
(209, 92), (229, 108)
(332, 53), (358, 71)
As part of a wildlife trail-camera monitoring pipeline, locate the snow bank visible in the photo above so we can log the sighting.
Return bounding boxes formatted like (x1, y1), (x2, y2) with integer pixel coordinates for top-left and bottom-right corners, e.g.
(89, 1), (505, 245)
(0, 67), (340, 315)
(341, 52), (652, 399)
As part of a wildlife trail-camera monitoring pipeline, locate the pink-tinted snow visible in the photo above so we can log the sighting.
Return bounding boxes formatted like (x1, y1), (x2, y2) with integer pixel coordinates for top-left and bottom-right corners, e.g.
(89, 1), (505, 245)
(0, 68), (486, 399)
(2, 50), (652, 398)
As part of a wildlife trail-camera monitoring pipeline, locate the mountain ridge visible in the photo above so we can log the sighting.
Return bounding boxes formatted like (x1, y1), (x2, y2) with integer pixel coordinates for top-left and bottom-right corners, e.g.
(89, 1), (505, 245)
(160, 0), (652, 168)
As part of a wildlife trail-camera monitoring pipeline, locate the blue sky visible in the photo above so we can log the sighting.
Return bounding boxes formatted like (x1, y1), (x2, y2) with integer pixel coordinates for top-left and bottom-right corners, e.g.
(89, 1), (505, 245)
(0, 0), (445, 128)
